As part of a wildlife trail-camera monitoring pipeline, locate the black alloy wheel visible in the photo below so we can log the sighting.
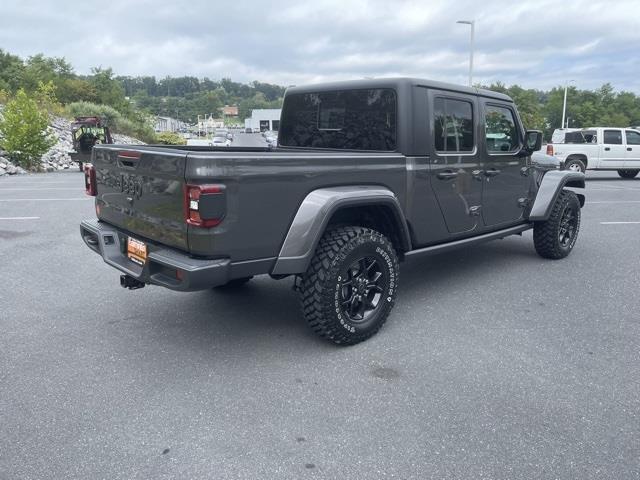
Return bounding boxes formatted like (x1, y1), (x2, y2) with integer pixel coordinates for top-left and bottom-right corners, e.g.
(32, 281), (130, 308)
(338, 256), (386, 323)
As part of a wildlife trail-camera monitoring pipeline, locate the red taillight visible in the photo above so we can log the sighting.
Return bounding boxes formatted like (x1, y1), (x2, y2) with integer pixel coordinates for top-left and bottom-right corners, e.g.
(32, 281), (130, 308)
(546, 144), (554, 155)
(184, 184), (225, 228)
(84, 164), (97, 196)
(118, 151), (141, 160)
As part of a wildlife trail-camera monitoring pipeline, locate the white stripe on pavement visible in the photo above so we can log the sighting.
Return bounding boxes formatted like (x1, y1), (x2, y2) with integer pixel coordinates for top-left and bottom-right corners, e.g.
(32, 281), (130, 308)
(0, 198), (89, 201)
(0, 187), (81, 191)
(600, 221), (640, 225)
(0, 216), (40, 220)
(587, 201), (640, 204)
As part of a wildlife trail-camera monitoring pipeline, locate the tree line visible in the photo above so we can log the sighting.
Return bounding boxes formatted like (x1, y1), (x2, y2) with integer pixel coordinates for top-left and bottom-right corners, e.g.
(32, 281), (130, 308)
(482, 82), (640, 137)
(1, 48), (640, 145)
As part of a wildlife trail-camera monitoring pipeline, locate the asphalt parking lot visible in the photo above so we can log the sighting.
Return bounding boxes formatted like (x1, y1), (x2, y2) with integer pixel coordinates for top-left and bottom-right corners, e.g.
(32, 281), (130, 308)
(1, 170), (639, 479)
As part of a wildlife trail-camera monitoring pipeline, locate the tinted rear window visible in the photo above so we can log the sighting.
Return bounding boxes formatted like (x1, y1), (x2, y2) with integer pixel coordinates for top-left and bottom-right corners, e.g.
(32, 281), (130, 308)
(279, 89), (397, 151)
(604, 130), (623, 144)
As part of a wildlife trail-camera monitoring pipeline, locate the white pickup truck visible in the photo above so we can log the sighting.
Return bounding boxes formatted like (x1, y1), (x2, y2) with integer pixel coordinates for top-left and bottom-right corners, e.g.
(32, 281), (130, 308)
(546, 127), (640, 178)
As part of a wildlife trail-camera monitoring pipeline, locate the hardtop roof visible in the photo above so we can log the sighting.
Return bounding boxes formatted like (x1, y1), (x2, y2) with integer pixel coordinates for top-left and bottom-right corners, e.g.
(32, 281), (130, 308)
(285, 77), (513, 102)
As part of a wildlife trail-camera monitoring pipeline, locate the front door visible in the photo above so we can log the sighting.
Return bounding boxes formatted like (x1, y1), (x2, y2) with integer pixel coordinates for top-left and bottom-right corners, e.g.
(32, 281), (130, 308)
(624, 129), (640, 168)
(480, 102), (530, 227)
(599, 129), (626, 168)
(429, 92), (483, 234)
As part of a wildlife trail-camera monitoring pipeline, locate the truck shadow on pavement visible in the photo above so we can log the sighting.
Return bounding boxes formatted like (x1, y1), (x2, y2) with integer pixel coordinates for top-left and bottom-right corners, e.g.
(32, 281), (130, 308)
(142, 236), (538, 351)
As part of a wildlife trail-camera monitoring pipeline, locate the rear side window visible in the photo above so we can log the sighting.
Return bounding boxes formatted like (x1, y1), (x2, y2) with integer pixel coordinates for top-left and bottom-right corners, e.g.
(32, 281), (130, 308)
(604, 130), (623, 144)
(433, 97), (474, 152)
(625, 130), (640, 145)
(485, 105), (519, 152)
(583, 130), (597, 143)
(279, 89), (397, 151)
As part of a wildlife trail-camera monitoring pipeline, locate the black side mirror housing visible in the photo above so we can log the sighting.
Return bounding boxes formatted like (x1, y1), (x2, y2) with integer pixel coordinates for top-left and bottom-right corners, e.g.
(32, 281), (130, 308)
(525, 130), (543, 152)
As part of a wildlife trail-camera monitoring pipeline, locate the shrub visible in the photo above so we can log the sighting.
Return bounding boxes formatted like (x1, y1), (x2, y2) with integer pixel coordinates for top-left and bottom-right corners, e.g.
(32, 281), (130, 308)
(66, 101), (122, 127)
(155, 131), (186, 145)
(65, 101), (156, 143)
(0, 88), (55, 170)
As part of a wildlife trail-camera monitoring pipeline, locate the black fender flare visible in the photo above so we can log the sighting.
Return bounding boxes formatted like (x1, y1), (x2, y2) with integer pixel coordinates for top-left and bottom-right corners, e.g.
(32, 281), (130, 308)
(528, 170), (585, 221)
(271, 186), (411, 275)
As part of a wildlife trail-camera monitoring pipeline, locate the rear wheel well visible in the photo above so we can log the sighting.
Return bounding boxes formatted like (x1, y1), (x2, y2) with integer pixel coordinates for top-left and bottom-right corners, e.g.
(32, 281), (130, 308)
(566, 154), (588, 168)
(326, 205), (409, 256)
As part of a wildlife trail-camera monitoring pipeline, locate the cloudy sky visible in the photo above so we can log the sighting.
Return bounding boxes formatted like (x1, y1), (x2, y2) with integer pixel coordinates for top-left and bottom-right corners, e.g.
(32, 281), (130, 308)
(1, 0), (639, 92)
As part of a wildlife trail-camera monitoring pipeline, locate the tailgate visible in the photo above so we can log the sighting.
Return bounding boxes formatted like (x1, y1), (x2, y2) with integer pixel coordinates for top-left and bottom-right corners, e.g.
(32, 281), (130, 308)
(92, 146), (188, 251)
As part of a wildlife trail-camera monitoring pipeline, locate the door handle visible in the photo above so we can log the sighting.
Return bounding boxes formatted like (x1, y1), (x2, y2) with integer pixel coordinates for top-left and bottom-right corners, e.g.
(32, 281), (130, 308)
(472, 169), (484, 181)
(485, 168), (501, 177)
(437, 170), (458, 180)
(604, 147), (611, 151)
(520, 167), (530, 177)
(627, 147), (633, 151)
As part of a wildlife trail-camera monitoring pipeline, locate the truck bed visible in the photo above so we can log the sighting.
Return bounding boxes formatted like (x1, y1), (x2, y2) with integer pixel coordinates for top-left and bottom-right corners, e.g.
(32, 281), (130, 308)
(91, 144), (408, 261)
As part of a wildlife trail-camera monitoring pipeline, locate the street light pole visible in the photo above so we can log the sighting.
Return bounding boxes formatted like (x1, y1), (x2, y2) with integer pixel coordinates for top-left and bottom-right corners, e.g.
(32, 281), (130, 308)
(561, 80), (575, 129)
(457, 20), (475, 87)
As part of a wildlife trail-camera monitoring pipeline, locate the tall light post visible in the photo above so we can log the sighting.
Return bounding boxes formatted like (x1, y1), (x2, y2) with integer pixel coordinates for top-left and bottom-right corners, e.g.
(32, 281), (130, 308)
(457, 20), (475, 87)
(561, 80), (575, 129)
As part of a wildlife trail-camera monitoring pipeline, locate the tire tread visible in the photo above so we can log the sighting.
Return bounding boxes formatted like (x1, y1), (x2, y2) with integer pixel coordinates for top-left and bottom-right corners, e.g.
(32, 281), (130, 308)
(533, 190), (580, 259)
(299, 226), (398, 345)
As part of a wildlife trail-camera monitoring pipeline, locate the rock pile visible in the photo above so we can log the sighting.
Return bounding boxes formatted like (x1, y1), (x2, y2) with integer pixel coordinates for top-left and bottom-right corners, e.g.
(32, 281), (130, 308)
(41, 116), (74, 171)
(0, 104), (144, 174)
(0, 155), (27, 176)
(40, 116), (144, 171)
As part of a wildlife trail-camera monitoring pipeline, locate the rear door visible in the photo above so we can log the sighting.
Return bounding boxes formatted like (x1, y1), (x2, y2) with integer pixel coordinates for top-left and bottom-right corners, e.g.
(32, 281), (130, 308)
(92, 146), (189, 251)
(428, 91), (482, 234)
(599, 129), (626, 168)
(624, 129), (640, 168)
(479, 101), (530, 227)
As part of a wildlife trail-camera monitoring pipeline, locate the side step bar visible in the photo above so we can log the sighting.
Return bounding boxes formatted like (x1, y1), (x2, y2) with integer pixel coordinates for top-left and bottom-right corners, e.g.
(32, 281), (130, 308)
(405, 224), (532, 260)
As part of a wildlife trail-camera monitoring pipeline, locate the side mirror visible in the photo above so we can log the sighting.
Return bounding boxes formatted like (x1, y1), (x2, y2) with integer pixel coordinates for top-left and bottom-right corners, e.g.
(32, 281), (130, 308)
(525, 130), (543, 152)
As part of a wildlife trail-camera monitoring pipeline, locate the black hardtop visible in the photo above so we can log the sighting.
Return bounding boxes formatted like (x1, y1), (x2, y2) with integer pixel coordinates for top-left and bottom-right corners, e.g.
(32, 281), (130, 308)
(284, 77), (513, 103)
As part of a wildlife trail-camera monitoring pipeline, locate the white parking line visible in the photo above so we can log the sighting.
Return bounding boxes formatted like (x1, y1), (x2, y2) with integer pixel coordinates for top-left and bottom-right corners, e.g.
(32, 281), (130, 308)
(0, 198), (89, 202)
(587, 201), (640, 204)
(587, 185), (640, 191)
(0, 187), (80, 191)
(600, 221), (640, 225)
(0, 181), (81, 184)
(0, 216), (41, 220)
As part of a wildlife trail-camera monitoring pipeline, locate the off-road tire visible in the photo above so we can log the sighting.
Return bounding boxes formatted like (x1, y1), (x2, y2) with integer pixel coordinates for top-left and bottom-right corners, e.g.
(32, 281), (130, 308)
(214, 276), (253, 289)
(564, 158), (586, 173)
(533, 190), (581, 259)
(299, 226), (399, 345)
(617, 169), (639, 179)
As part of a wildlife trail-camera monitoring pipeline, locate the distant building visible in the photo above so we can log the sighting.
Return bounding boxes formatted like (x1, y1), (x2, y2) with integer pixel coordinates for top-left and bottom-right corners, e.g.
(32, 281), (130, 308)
(244, 109), (282, 132)
(197, 117), (225, 132)
(222, 105), (239, 117)
(154, 116), (187, 132)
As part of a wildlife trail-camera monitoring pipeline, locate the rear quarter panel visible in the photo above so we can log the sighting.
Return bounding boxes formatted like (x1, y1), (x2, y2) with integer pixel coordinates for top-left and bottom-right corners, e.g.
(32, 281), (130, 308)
(185, 151), (407, 260)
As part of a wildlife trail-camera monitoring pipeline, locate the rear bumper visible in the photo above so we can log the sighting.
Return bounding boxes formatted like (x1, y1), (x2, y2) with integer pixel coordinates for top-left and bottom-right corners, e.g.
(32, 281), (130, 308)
(80, 219), (231, 291)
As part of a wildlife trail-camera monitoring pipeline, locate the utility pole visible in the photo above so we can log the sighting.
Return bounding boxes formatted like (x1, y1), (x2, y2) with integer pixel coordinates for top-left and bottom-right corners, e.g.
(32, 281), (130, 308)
(457, 20), (475, 87)
(561, 80), (574, 129)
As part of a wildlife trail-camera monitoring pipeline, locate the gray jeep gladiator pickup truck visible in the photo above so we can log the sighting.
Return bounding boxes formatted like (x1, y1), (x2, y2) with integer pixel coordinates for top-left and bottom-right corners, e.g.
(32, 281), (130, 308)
(81, 78), (585, 345)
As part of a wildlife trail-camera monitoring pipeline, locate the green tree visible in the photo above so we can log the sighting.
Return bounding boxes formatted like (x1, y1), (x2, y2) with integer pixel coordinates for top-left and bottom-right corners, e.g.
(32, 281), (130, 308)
(0, 89), (55, 170)
(89, 67), (128, 110)
(0, 49), (25, 93)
